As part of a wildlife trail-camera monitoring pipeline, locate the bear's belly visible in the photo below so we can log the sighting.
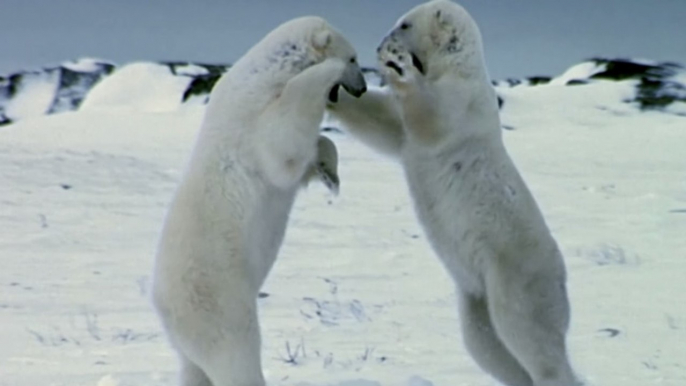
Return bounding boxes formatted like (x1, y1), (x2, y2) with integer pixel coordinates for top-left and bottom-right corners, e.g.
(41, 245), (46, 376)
(403, 163), (489, 294)
(243, 187), (299, 286)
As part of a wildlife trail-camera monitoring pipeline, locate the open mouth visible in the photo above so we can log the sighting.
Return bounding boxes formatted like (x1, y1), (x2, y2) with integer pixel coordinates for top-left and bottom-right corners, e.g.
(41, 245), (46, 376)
(410, 52), (425, 75)
(384, 53), (425, 77)
(385, 61), (404, 77)
(328, 84), (340, 103)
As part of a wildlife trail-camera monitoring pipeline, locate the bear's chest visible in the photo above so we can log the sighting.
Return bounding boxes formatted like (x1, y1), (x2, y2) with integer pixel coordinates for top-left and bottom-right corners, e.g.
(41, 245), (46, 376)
(402, 155), (474, 239)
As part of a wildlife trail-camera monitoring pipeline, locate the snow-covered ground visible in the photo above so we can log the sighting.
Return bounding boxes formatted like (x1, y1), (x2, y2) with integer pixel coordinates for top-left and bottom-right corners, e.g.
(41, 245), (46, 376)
(0, 59), (685, 386)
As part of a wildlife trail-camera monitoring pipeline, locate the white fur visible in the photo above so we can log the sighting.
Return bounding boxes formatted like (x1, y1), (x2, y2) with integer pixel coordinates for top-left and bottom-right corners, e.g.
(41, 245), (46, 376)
(328, 1), (583, 385)
(152, 17), (360, 386)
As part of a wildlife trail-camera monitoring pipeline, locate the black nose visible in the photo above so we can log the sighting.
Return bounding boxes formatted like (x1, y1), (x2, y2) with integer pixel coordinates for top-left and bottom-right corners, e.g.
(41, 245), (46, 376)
(344, 84), (366, 98)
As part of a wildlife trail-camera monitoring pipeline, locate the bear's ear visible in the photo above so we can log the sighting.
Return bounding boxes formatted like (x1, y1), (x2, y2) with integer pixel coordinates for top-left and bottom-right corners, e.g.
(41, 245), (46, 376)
(434, 8), (454, 29)
(312, 29), (332, 52)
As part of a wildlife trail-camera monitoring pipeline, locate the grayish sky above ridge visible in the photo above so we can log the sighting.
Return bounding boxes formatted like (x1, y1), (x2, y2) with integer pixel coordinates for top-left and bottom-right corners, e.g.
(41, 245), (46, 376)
(1, 0), (685, 79)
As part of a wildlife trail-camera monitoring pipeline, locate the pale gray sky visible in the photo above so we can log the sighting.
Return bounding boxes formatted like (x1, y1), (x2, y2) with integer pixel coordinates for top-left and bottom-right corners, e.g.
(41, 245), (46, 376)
(1, 0), (685, 79)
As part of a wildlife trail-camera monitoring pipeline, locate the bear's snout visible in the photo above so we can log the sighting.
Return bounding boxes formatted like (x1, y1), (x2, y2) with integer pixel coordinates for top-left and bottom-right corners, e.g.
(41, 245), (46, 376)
(339, 62), (367, 98)
(377, 32), (395, 55)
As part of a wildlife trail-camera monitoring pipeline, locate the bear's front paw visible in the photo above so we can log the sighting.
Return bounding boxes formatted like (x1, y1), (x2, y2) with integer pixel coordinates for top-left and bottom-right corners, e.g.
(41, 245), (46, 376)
(316, 162), (340, 195)
(378, 45), (421, 89)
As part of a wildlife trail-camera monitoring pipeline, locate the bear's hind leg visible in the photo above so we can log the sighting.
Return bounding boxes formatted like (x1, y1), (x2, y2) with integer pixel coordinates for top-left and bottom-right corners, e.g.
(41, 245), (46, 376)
(174, 295), (266, 386)
(197, 302), (266, 386)
(458, 289), (533, 386)
(178, 354), (213, 386)
(485, 261), (582, 386)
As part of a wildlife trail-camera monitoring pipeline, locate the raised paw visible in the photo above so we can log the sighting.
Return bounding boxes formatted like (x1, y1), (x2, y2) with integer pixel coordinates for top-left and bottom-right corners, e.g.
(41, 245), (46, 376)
(301, 136), (340, 195)
(314, 136), (339, 195)
(377, 41), (420, 88)
(316, 162), (340, 195)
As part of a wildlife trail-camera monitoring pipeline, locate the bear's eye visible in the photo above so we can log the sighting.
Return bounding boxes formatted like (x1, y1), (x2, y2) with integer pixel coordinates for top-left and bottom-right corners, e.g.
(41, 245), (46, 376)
(349, 57), (356, 64)
(400, 22), (411, 30)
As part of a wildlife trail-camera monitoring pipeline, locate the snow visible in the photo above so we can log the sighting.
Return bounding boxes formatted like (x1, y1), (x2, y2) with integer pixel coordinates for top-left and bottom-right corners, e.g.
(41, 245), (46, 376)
(79, 62), (194, 112)
(674, 71), (686, 87)
(171, 64), (212, 77)
(549, 61), (604, 85)
(62, 58), (114, 73)
(4, 70), (60, 120)
(1, 72), (686, 386)
(497, 80), (638, 122)
(664, 101), (686, 116)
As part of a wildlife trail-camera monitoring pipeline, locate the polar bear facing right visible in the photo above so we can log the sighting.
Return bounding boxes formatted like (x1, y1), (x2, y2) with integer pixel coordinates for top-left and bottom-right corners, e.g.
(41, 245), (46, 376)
(328, 1), (583, 385)
(152, 16), (365, 386)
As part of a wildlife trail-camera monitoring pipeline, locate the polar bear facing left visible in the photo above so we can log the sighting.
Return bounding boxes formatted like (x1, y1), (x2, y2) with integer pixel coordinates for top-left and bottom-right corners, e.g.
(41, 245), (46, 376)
(151, 17), (365, 386)
(328, 1), (582, 386)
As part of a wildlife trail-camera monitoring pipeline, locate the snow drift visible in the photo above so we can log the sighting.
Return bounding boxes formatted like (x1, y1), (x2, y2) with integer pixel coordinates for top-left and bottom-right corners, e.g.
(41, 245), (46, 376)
(496, 58), (686, 114)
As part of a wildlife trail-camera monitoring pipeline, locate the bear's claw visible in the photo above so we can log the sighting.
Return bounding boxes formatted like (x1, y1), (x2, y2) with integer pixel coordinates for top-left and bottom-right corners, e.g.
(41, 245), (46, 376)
(316, 165), (340, 195)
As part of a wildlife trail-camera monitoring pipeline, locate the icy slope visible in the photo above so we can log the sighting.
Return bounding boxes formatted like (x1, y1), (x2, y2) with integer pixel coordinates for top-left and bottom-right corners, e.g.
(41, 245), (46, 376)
(0, 59), (685, 385)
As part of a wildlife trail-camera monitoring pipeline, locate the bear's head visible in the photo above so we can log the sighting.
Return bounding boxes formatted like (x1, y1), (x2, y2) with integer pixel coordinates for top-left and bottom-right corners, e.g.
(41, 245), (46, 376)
(309, 18), (367, 98)
(378, 0), (486, 80)
(263, 17), (366, 98)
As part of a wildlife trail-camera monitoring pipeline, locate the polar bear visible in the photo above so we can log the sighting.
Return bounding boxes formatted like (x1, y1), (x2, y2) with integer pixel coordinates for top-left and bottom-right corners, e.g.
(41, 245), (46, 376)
(328, 1), (582, 386)
(151, 17), (365, 386)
